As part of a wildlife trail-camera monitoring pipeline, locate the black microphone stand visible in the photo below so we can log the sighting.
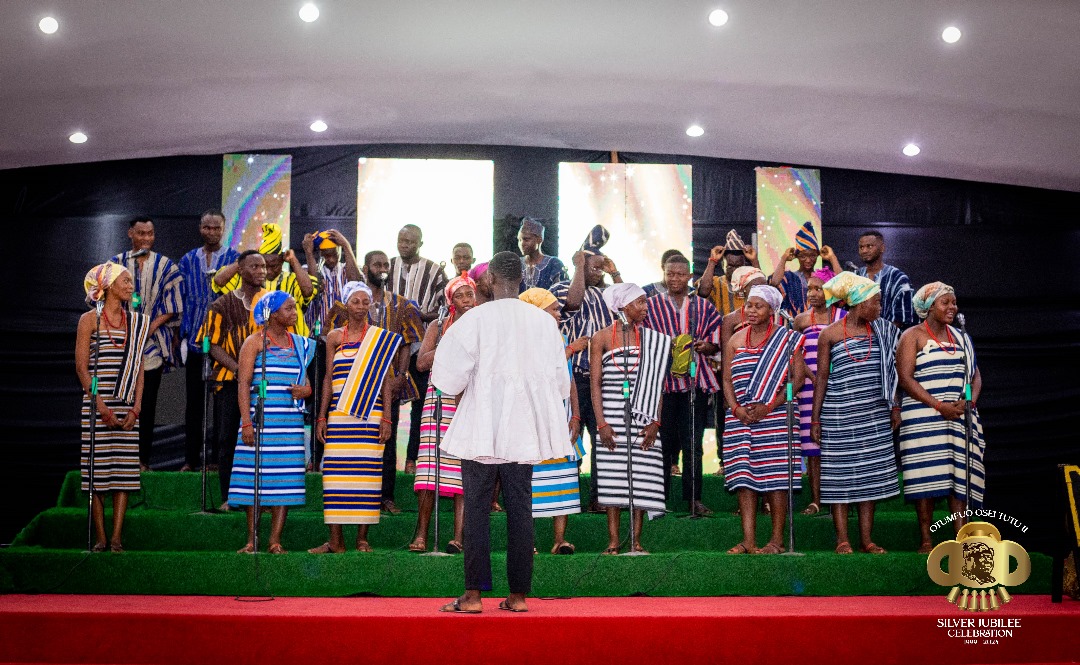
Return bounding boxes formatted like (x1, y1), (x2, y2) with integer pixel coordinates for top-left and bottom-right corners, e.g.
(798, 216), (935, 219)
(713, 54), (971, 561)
(86, 301), (104, 552)
(957, 313), (974, 512)
(310, 320), (322, 471)
(618, 315), (646, 556)
(780, 311), (803, 556)
(683, 298), (701, 520)
(422, 306), (451, 557)
(252, 324), (269, 555)
(196, 325), (219, 514)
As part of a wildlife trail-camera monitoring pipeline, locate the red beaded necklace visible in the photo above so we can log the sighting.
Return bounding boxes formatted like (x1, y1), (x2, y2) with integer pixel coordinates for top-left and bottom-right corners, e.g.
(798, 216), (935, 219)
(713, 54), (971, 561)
(744, 320), (773, 350)
(842, 318), (873, 363)
(612, 321), (641, 375)
(924, 321), (957, 355)
(339, 320), (369, 358)
(100, 307), (127, 348)
(264, 328), (294, 352)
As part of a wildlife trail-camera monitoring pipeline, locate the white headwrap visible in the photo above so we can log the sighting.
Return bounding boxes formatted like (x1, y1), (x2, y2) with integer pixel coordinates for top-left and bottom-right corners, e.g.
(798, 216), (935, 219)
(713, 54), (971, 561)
(342, 281), (372, 304)
(602, 282), (646, 312)
(748, 285), (782, 312)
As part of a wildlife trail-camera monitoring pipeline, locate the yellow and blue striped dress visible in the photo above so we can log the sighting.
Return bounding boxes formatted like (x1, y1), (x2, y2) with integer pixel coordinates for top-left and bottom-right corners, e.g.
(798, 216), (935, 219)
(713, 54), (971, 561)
(321, 338), (387, 524)
(228, 336), (310, 506)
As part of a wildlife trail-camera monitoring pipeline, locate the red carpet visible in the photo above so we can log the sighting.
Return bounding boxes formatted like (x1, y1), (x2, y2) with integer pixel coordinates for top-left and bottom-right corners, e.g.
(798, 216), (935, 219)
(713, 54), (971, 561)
(1, 594), (1077, 664)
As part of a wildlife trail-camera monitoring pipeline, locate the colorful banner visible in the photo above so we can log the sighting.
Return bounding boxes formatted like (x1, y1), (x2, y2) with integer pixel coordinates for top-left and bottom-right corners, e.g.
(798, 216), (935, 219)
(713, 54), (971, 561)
(558, 163), (692, 286)
(221, 154), (292, 252)
(755, 167), (821, 275)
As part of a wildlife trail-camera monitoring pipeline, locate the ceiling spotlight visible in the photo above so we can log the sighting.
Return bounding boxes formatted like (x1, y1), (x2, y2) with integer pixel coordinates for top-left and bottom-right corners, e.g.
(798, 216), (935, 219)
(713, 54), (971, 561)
(68, 131), (87, 144)
(942, 26), (961, 43)
(686, 125), (705, 138)
(310, 120), (328, 132)
(902, 143), (920, 157)
(299, 3), (319, 22)
(708, 9), (729, 27)
(38, 16), (59, 34)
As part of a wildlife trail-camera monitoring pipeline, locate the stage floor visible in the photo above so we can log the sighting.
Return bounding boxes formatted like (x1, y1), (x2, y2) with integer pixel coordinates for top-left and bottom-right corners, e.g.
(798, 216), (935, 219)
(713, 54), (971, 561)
(1, 594), (1077, 664)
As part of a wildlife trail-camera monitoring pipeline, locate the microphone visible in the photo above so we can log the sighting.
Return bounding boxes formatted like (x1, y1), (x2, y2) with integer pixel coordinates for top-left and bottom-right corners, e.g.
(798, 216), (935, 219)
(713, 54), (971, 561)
(956, 313), (967, 334)
(95, 300), (105, 315)
(436, 304), (449, 325)
(844, 261), (860, 273)
(616, 310), (629, 326)
(778, 310), (796, 329)
(130, 248), (150, 259)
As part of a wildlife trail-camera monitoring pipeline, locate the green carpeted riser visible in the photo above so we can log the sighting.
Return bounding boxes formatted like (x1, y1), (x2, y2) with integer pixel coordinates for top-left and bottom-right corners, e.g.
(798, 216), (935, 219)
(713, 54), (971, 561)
(18, 507), (962, 555)
(55, 471), (921, 515)
(0, 549), (1052, 597)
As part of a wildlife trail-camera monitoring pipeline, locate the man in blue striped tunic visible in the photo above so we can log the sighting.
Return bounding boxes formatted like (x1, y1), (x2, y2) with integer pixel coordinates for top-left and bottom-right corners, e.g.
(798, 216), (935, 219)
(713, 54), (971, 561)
(643, 254), (722, 515)
(855, 230), (916, 329)
(178, 210), (239, 472)
(112, 217), (184, 470)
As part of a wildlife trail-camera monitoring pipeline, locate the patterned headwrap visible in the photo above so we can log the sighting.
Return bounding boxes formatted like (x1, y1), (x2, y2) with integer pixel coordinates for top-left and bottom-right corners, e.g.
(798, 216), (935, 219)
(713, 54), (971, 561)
(748, 285), (783, 312)
(811, 267), (836, 283)
(259, 222), (284, 254)
(445, 272), (477, 302)
(254, 290), (292, 326)
(519, 287), (557, 310)
(602, 282), (646, 312)
(468, 262), (489, 281)
(824, 272), (880, 307)
(314, 231), (337, 250)
(724, 229), (747, 253)
(83, 262), (128, 304)
(342, 281), (372, 304)
(519, 216), (545, 240)
(580, 224), (610, 256)
(731, 266), (766, 293)
(913, 282), (955, 320)
(794, 221), (820, 252)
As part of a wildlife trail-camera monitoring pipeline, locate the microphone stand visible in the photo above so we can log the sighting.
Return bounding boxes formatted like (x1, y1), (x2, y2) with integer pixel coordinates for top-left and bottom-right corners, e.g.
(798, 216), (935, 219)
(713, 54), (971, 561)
(618, 315), (646, 556)
(310, 321), (322, 471)
(422, 306), (451, 557)
(779, 311), (802, 556)
(682, 297), (700, 520)
(957, 314), (974, 512)
(252, 323), (269, 555)
(86, 301), (104, 552)
(196, 326), (218, 514)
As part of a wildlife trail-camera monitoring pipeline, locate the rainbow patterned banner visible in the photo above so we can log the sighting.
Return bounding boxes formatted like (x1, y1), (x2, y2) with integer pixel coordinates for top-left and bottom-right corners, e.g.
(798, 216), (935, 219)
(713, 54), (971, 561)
(755, 167), (821, 275)
(221, 154), (292, 252)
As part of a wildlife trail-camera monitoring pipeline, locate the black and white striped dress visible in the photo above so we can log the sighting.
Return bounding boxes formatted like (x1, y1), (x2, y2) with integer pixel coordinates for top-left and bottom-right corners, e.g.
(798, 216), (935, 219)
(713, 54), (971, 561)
(81, 331), (141, 492)
(594, 348), (666, 518)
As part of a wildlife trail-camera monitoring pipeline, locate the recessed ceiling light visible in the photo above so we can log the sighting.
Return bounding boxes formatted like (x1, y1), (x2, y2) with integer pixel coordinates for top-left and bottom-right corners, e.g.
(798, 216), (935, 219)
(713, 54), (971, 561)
(903, 143), (920, 157)
(69, 131), (87, 144)
(310, 120), (328, 132)
(942, 26), (961, 43)
(708, 9), (729, 27)
(38, 16), (59, 34)
(686, 125), (705, 137)
(299, 3), (319, 22)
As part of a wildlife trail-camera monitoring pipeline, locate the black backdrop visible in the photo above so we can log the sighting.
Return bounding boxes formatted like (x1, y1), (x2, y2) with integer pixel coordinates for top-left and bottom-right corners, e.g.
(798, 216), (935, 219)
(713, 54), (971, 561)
(3, 143), (1078, 551)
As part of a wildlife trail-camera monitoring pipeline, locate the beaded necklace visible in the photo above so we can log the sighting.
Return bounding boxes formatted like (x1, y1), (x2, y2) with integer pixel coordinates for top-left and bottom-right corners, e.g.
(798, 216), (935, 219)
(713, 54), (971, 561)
(842, 318), (873, 363)
(100, 307), (127, 348)
(744, 320), (773, 350)
(924, 321), (957, 355)
(338, 320), (369, 358)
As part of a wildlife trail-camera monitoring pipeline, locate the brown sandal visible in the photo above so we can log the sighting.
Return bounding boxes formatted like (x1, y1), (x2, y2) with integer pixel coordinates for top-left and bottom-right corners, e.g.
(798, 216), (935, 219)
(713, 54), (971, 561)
(307, 542), (342, 554)
(601, 546), (619, 555)
(861, 542), (887, 555)
(756, 542), (786, 555)
(801, 502), (821, 515)
(407, 539), (427, 553)
(727, 542), (756, 554)
(268, 543), (287, 555)
(356, 541), (373, 553)
(835, 541), (854, 554)
(237, 543), (255, 554)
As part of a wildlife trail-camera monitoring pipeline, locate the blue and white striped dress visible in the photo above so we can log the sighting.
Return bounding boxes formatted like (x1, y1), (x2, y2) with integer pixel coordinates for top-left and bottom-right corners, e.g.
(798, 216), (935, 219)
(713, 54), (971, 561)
(228, 336), (310, 506)
(899, 337), (986, 505)
(819, 337), (899, 504)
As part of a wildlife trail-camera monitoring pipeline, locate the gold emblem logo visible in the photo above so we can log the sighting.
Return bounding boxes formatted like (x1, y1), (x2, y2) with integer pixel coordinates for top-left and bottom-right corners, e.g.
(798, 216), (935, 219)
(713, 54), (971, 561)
(927, 521), (1030, 611)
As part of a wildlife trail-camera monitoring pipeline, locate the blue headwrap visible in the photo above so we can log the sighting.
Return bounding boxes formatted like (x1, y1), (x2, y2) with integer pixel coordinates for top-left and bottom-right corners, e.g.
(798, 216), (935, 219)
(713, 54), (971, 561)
(580, 224), (610, 256)
(254, 290), (291, 326)
(794, 221), (820, 252)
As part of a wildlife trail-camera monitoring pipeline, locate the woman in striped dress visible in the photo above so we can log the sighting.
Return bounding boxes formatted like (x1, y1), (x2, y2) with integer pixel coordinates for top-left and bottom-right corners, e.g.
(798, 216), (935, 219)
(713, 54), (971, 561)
(898, 282), (985, 554)
(590, 284), (670, 555)
(77, 263), (150, 552)
(309, 282), (405, 554)
(793, 267), (845, 515)
(811, 273), (900, 554)
(230, 292), (314, 554)
(522, 288), (584, 555)
(408, 273), (477, 553)
(721, 285), (805, 554)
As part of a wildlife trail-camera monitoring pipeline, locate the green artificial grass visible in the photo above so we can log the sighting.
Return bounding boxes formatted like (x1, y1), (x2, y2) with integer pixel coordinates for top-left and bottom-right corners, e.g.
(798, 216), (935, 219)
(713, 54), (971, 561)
(3, 470), (1051, 598)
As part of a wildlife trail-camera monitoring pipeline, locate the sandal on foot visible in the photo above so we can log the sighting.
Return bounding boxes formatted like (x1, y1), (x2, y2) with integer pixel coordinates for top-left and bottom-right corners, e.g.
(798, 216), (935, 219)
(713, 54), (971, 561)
(268, 543), (287, 555)
(861, 542), (887, 555)
(237, 544), (255, 554)
(554, 542), (575, 555)
(445, 541), (463, 554)
(307, 542), (342, 554)
(601, 546), (619, 555)
(917, 541), (934, 555)
(356, 541), (373, 553)
(801, 502), (821, 515)
(498, 599), (528, 613)
(756, 542), (786, 555)
(835, 541), (854, 554)
(407, 540), (427, 553)
(91, 543), (107, 553)
(727, 543), (756, 554)
(439, 598), (481, 614)
(630, 545), (650, 555)
(110, 543), (124, 554)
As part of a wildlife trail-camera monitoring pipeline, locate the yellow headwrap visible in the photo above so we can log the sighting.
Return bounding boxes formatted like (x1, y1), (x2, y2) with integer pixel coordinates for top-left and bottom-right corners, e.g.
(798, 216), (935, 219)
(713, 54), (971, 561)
(314, 230), (337, 250)
(823, 272), (880, 307)
(519, 287), (558, 310)
(83, 262), (128, 304)
(259, 222), (283, 254)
